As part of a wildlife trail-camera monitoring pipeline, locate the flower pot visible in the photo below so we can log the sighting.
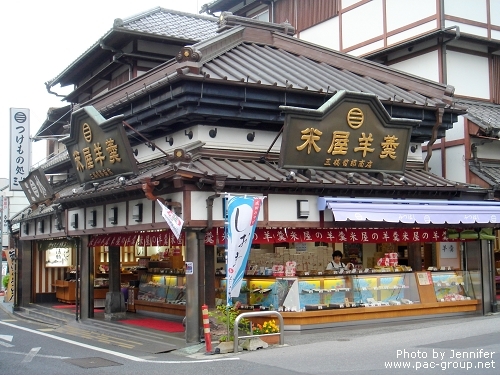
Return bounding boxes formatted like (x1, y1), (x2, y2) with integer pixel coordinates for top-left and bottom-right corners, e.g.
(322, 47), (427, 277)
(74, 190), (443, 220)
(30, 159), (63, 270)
(259, 334), (280, 345)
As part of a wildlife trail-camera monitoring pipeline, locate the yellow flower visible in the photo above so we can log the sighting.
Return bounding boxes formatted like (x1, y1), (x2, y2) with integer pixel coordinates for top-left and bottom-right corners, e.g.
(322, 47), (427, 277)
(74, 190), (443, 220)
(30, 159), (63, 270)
(252, 319), (279, 334)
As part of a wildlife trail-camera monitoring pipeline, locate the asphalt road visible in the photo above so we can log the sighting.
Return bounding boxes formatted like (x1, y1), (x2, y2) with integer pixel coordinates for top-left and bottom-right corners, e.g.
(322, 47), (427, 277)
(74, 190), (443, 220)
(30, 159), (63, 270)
(1, 303), (499, 375)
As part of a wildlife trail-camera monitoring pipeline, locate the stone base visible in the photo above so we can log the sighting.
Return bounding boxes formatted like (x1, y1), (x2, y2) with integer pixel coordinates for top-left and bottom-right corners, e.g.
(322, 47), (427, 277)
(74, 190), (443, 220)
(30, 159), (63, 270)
(104, 311), (127, 321)
(241, 337), (269, 351)
(215, 341), (239, 354)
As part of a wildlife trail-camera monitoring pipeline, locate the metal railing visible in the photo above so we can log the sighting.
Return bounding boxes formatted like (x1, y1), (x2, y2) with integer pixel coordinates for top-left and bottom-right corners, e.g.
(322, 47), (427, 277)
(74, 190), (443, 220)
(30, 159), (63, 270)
(233, 311), (284, 353)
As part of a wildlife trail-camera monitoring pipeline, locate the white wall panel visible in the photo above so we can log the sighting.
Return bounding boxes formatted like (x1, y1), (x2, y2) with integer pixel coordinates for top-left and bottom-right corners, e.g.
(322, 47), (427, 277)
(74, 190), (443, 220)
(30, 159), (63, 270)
(190, 192), (226, 221)
(445, 145), (467, 183)
(444, 0), (487, 23)
(444, 20), (488, 38)
(268, 194), (319, 222)
(476, 141), (500, 159)
(106, 202), (127, 227)
(341, 0), (361, 9)
(128, 198), (152, 225)
(492, 0), (500, 25)
(300, 18), (340, 51)
(156, 193), (184, 222)
(390, 51), (440, 83)
(386, 0), (436, 32)
(445, 115), (465, 142)
(447, 51), (490, 99)
(350, 40), (385, 56)
(342, 0), (383, 49)
(424, 148), (443, 177)
(190, 192), (265, 222)
(387, 21), (437, 46)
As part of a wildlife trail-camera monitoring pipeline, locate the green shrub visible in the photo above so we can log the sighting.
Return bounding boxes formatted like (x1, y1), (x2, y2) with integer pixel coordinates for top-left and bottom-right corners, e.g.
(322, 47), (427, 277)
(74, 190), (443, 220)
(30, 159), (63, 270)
(209, 304), (250, 342)
(2, 275), (9, 289)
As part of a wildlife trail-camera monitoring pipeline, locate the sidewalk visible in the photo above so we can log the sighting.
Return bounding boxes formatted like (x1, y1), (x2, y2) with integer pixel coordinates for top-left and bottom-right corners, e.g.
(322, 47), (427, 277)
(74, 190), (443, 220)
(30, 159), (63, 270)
(0, 296), (200, 356)
(2, 294), (499, 358)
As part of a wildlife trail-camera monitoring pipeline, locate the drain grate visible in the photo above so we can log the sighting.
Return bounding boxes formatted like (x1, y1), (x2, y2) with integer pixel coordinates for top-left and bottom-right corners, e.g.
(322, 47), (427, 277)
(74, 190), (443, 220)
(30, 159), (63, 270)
(64, 357), (123, 369)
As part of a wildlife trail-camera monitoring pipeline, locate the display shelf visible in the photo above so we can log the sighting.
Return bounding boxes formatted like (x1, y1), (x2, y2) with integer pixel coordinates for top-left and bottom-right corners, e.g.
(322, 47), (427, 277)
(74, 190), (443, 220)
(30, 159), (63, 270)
(431, 271), (475, 302)
(135, 273), (186, 316)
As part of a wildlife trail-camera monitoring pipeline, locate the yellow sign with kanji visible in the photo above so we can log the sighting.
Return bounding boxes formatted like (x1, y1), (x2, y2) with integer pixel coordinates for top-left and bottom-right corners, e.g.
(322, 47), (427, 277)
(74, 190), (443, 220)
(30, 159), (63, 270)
(279, 91), (417, 173)
(62, 106), (138, 184)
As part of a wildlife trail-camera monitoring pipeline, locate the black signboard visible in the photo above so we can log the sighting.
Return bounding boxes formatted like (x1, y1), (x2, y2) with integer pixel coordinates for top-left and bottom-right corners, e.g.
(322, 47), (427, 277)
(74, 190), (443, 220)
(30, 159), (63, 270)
(62, 106), (138, 184)
(20, 168), (54, 205)
(279, 91), (418, 173)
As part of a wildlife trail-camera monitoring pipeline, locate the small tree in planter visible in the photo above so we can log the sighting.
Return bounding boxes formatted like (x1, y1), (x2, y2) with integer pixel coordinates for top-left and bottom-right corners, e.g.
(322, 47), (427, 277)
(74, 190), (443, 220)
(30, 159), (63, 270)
(209, 304), (250, 343)
(2, 275), (9, 290)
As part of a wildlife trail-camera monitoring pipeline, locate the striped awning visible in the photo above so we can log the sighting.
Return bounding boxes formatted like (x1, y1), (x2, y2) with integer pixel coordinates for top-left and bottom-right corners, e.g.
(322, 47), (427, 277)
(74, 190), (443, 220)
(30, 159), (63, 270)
(319, 197), (500, 225)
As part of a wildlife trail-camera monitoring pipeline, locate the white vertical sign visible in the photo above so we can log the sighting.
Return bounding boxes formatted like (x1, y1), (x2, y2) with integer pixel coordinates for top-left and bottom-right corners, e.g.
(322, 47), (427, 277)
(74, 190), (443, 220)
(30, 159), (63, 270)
(10, 108), (31, 191)
(2, 197), (8, 247)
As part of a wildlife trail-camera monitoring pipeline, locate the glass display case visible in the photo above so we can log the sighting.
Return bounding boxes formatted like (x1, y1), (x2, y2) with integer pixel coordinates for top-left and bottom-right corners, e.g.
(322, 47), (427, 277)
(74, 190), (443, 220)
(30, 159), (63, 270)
(431, 271), (476, 302)
(276, 273), (419, 311)
(137, 274), (186, 304)
(221, 273), (421, 311)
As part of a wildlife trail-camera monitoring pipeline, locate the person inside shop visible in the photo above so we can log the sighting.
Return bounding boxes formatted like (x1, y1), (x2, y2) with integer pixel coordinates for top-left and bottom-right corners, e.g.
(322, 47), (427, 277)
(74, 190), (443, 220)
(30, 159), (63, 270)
(326, 250), (353, 271)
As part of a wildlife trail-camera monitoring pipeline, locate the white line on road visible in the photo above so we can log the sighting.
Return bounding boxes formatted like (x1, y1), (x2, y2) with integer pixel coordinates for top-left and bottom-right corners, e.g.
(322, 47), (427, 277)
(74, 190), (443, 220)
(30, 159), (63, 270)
(1, 350), (69, 359)
(0, 334), (13, 341)
(0, 321), (240, 364)
(0, 341), (14, 348)
(22, 347), (41, 362)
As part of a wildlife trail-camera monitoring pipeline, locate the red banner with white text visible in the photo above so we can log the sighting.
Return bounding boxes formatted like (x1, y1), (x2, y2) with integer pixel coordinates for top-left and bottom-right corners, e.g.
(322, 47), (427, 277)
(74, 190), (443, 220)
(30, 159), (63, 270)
(88, 228), (465, 247)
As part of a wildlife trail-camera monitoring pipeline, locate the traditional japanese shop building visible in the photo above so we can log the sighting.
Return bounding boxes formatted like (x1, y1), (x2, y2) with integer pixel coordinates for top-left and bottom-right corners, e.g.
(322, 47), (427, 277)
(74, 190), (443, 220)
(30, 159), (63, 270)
(12, 11), (500, 341)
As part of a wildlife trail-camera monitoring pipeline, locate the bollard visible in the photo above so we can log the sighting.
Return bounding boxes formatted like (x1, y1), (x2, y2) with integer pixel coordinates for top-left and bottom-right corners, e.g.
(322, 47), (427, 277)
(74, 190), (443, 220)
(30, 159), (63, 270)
(201, 304), (212, 353)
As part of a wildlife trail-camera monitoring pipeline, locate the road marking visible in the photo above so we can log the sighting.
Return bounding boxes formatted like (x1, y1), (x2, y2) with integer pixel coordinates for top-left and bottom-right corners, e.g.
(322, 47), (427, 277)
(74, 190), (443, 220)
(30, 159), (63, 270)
(0, 341), (14, 348)
(22, 347), (41, 362)
(0, 321), (240, 364)
(57, 325), (139, 348)
(1, 350), (69, 359)
(0, 334), (13, 342)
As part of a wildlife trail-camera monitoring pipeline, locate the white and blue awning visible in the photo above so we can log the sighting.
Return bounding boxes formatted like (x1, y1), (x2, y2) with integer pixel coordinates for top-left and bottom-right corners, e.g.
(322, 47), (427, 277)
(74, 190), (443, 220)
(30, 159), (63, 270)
(318, 197), (500, 225)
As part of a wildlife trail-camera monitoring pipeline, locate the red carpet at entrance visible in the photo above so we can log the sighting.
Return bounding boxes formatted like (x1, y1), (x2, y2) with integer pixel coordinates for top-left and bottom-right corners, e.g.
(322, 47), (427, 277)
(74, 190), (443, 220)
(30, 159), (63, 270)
(121, 318), (185, 333)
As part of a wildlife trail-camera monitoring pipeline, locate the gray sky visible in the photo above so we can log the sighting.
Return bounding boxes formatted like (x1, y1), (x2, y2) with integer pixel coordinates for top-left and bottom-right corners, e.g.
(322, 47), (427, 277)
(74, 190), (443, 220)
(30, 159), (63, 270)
(1, 0), (206, 180)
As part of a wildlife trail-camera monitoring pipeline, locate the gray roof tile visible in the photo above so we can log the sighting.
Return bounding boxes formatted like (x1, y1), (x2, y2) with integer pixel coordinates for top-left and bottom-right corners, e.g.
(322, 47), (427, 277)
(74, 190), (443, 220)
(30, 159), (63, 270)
(469, 161), (500, 186)
(196, 42), (448, 108)
(118, 7), (218, 41)
(457, 99), (500, 133)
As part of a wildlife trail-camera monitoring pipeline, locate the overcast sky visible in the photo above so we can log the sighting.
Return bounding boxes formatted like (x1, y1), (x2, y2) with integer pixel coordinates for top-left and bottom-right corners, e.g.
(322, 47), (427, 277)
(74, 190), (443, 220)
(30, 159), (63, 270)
(1, 0), (208, 180)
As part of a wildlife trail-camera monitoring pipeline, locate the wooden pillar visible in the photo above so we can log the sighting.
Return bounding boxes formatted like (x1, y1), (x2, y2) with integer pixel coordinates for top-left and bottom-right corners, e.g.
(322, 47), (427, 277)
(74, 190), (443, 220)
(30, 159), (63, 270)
(407, 242), (422, 271)
(205, 244), (216, 308)
(80, 235), (92, 320)
(185, 230), (200, 343)
(104, 245), (125, 320)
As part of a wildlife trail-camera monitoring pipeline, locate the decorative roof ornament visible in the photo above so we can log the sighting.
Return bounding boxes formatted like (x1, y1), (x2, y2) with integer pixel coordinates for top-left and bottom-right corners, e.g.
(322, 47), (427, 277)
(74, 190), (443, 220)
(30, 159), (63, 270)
(176, 46), (203, 62)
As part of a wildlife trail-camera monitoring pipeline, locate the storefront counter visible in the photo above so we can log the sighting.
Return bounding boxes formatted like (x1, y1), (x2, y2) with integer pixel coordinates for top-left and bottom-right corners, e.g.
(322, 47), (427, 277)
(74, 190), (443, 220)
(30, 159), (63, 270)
(221, 271), (480, 330)
(53, 280), (76, 304)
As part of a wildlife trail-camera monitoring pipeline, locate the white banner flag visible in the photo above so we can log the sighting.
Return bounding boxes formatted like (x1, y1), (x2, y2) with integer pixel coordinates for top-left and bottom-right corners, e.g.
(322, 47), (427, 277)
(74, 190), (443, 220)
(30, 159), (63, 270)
(226, 195), (265, 300)
(157, 200), (184, 239)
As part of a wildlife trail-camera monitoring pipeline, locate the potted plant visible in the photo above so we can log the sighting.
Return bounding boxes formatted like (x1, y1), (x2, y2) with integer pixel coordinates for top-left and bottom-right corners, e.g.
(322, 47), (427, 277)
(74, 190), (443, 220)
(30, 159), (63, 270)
(251, 319), (280, 345)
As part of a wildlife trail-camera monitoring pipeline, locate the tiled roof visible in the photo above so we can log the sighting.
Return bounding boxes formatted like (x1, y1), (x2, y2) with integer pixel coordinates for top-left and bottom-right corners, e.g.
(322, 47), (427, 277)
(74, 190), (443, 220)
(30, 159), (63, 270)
(47, 7), (218, 88)
(53, 148), (477, 207)
(457, 99), (500, 134)
(117, 7), (218, 41)
(199, 42), (448, 108)
(94, 23), (462, 122)
(469, 161), (500, 186)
